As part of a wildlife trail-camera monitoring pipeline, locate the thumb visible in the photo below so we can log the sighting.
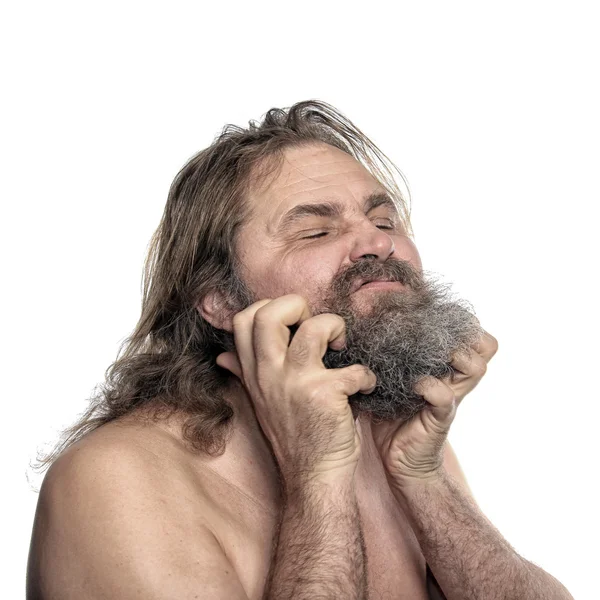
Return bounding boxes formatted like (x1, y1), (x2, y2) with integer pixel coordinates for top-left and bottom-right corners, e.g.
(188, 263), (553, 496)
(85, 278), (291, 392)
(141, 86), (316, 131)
(216, 351), (243, 380)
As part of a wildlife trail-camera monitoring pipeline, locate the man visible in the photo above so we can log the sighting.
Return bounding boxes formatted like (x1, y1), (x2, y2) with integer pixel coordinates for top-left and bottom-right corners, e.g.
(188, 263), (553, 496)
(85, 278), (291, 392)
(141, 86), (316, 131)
(27, 101), (573, 599)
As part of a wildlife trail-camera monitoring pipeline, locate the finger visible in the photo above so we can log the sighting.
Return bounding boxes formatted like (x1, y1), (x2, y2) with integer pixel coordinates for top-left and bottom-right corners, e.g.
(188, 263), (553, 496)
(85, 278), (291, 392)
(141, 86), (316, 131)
(450, 348), (488, 379)
(231, 298), (273, 380)
(414, 376), (456, 423)
(285, 313), (346, 369)
(252, 294), (313, 363)
(216, 351), (243, 380)
(326, 364), (377, 398)
(472, 329), (499, 361)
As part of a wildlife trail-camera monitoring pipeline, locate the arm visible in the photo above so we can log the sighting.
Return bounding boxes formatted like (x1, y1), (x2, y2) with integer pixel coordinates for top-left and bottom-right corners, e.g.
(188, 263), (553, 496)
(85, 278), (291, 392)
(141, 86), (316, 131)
(372, 329), (573, 600)
(26, 443), (253, 600)
(264, 477), (367, 599)
(215, 295), (377, 599)
(442, 441), (474, 498)
(391, 469), (573, 600)
(28, 441), (368, 600)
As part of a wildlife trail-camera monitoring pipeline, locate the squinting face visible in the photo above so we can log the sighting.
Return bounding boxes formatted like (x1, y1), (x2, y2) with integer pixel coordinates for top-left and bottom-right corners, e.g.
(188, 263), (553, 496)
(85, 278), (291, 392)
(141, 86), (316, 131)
(230, 143), (483, 421)
(235, 143), (423, 315)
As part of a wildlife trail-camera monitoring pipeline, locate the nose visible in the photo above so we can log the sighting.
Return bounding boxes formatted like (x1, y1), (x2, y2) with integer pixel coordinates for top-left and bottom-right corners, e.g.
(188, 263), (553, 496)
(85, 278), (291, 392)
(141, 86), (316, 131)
(349, 222), (396, 263)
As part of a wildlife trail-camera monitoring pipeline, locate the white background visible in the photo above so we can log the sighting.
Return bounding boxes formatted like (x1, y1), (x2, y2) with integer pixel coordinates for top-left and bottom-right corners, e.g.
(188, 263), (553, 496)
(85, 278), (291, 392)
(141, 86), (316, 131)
(2, 1), (598, 598)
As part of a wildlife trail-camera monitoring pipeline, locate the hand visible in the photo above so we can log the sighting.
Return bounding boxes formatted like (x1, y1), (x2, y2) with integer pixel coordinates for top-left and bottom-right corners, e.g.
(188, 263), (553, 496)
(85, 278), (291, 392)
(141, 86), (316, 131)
(216, 294), (377, 486)
(372, 329), (499, 488)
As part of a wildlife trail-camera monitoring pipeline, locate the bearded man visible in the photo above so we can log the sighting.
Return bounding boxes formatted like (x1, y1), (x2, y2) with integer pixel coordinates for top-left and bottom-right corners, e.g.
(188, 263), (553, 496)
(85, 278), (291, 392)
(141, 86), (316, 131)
(27, 101), (573, 600)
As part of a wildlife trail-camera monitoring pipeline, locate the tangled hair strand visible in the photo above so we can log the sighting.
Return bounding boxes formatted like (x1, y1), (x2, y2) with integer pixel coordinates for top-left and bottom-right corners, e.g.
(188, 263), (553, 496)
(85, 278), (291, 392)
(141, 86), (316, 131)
(32, 99), (413, 473)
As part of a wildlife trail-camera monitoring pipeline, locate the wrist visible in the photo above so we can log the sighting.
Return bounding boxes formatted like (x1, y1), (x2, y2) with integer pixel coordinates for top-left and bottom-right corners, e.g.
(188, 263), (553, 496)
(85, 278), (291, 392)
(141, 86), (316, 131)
(283, 467), (357, 503)
(387, 466), (448, 498)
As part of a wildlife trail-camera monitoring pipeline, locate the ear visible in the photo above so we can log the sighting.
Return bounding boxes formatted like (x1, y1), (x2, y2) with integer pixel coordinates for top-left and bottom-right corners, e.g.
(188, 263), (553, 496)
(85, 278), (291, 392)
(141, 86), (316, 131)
(197, 289), (235, 332)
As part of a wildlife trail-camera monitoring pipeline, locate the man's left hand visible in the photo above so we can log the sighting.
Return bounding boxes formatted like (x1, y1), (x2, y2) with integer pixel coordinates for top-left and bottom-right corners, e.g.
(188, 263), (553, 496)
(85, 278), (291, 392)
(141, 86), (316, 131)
(372, 328), (499, 489)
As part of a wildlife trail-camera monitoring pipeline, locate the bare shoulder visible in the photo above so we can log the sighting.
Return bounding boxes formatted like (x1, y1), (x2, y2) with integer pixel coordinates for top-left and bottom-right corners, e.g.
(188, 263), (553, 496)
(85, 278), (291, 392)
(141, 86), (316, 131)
(26, 418), (250, 600)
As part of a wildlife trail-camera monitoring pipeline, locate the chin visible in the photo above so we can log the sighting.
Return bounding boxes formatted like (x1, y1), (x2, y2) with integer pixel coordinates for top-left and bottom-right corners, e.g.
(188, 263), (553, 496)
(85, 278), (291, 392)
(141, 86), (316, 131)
(350, 289), (406, 314)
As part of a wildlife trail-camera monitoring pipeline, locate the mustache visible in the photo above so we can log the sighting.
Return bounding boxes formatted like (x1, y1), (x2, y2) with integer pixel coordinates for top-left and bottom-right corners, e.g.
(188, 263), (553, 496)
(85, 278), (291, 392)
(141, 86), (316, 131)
(321, 267), (483, 421)
(327, 258), (425, 300)
(286, 259), (427, 343)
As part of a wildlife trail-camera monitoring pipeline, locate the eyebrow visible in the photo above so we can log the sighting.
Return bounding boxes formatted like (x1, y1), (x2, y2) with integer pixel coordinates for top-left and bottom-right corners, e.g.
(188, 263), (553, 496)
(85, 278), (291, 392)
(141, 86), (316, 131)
(275, 192), (399, 235)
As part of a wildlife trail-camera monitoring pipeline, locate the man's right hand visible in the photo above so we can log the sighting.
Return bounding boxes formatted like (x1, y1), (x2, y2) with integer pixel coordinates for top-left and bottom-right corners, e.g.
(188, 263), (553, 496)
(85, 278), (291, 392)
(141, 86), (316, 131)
(216, 294), (377, 486)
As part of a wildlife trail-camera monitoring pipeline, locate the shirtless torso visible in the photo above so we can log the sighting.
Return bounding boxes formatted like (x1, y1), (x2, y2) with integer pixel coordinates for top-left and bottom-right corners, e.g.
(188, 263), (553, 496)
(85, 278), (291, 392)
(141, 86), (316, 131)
(27, 401), (461, 599)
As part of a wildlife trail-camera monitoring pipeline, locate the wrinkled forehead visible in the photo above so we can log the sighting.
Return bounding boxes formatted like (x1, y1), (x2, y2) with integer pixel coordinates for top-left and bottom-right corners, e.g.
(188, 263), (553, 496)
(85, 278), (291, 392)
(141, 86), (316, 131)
(246, 143), (389, 227)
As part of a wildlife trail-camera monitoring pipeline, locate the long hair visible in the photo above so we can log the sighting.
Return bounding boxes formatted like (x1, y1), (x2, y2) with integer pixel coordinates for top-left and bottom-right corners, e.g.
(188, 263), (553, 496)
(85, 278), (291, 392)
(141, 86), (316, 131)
(32, 99), (414, 472)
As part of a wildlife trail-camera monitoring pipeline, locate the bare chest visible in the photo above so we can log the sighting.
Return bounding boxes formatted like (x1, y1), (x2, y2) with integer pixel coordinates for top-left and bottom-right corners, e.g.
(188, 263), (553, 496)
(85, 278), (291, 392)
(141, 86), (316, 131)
(203, 470), (431, 600)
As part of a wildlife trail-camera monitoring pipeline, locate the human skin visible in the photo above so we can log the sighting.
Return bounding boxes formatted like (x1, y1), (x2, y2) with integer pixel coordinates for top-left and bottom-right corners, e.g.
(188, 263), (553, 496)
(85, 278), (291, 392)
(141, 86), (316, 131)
(207, 142), (574, 599)
(28, 142), (451, 600)
(217, 144), (424, 321)
(27, 142), (573, 600)
(217, 295), (375, 598)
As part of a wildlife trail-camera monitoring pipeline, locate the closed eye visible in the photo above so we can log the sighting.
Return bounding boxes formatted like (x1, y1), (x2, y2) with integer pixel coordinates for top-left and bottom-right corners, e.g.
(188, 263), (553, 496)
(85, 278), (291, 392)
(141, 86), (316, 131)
(303, 232), (329, 239)
(303, 224), (395, 240)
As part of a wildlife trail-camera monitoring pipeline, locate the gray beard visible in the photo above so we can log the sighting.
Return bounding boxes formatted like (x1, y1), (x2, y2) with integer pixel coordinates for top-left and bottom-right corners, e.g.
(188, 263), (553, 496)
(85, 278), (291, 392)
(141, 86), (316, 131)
(226, 258), (484, 423)
(309, 259), (483, 422)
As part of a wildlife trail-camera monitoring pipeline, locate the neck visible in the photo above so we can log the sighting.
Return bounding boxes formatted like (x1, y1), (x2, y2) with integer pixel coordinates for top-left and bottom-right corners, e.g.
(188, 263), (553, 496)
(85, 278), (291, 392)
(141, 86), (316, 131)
(204, 379), (282, 510)
(185, 379), (394, 510)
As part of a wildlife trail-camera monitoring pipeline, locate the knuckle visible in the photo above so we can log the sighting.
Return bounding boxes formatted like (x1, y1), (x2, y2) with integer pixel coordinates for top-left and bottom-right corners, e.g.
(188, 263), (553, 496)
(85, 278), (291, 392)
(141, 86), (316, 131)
(331, 378), (349, 394)
(295, 313), (344, 342)
(286, 293), (309, 309)
(332, 374), (359, 395)
(306, 384), (327, 404)
(253, 305), (272, 326)
(287, 337), (311, 364)
(307, 313), (343, 331)
(344, 364), (375, 386)
(415, 376), (434, 392)
(329, 313), (346, 327)
(490, 336), (499, 354)
(296, 317), (320, 335)
(350, 363), (372, 377)
(485, 331), (499, 352)
(319, 313), (346, 335)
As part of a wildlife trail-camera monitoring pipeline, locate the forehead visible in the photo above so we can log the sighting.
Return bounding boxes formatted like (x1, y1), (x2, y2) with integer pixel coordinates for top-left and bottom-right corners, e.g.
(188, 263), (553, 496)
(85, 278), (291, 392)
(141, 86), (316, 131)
(249, 143), (387, 232)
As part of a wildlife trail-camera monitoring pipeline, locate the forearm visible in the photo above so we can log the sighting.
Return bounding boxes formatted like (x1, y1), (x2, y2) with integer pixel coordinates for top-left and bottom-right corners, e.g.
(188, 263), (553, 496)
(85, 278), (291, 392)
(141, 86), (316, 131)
(263, 476), (367, 600)
(391, 471), (573, 600)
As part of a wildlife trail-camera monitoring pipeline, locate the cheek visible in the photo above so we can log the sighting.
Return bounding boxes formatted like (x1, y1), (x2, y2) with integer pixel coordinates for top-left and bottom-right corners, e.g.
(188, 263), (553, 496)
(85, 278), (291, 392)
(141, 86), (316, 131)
(395, 236), (423, 271)
(240, 243), (338, 302)
(274, 255), (338, 298)
(261, 250), (342, 304)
